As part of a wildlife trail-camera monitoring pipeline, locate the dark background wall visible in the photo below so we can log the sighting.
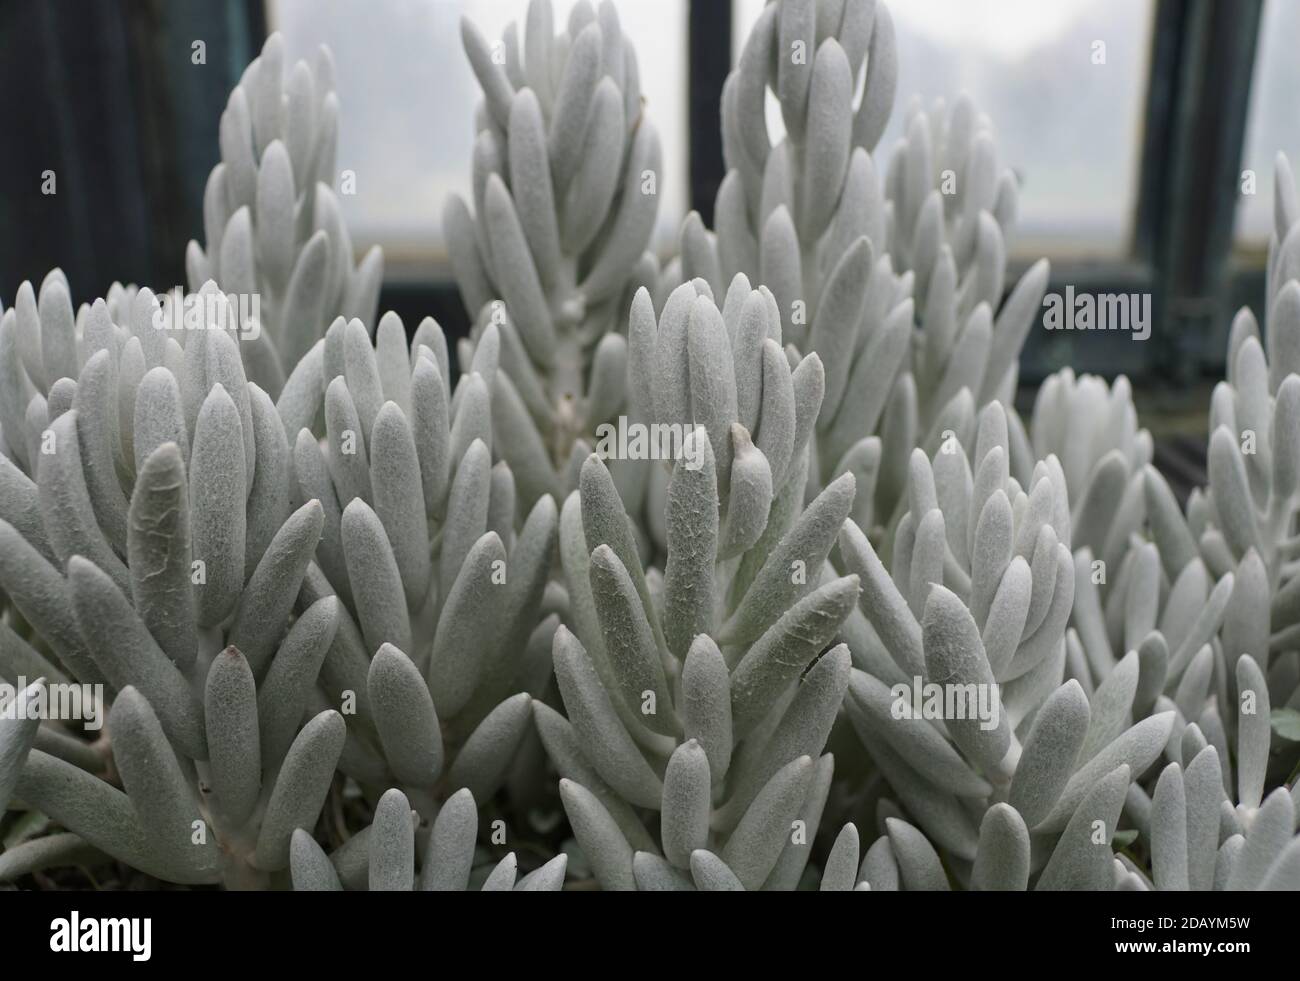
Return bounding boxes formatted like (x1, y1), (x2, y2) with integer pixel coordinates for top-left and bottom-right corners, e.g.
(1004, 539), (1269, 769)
(0, 0), (261, 304)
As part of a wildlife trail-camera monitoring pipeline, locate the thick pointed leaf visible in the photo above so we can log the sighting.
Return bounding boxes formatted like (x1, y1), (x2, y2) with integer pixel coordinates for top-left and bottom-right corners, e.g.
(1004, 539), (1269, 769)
(367, 643), (443, 788)
(254, 710), (346, 870)
(1037, 712), (1174, 833)
(845, 669), (992, 797)
(921, 585), (1010, 771)
(886, 817), (949, 891)
(126, 442), (200, 672)
(341, 498), (411, 657)
(0, 678), (43, 812)
(1036, 764), (1131, 891)
(1150, 762), (1188, 891)
(589, 544), (677, 735)
(1226, 787), (1296, 890)
(820, 822), (861, 892)
(551, 627), (663, 808)
(190, 386), (247, 626)
(204, 648), (261, 830)
(370, 401), (431, 608)
(1185, 746), (1224, 891)
(38, 410), (130, 595)
(690, 849), (745, 891)
(18, 749), (216, 884)
(971, 803), (1030, 891)
(663, 433), (719, 660)
(1235, 654), (1270, 811)
(727, 646), (851, 821)
(68, 556), (206, 759)
(445, 693), (532, 802)
(290, 829), (343, 891)
(662, 740), (711, 869)
(111, 687), (221, 881)
(369, 788), (415, 891)
(229, 500), (323, 676)
(427, 531), (507, 718)
(1009, 680), (1090, 826)
(420, 787), (477, 891)
(721, 755), (814, 890)
(729, 574), (860, 738)
(633, 851), (695, 891)
(257, 596), (339, 770)
(515, 854), (568, 891)
(723, 472), (856, 646)
(560, 778), (635, 891)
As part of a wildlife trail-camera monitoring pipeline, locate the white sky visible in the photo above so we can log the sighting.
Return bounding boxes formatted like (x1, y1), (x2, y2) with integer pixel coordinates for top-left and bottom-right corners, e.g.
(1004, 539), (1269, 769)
(887, 0), (1095, 60)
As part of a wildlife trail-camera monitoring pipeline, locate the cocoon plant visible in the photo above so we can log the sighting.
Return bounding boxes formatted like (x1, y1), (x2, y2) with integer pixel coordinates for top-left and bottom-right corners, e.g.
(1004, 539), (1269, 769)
(836, 403), (1191, 886)
(689, 0), (915, 533)
(627, 814), (871, 891)
(622, 278), (821, 554)
(290, 787), (567, 891)
(1188, 160), (1300, 618)
(1130, 665), (1300, 891)
(1070, 159), (1300, 816)
(1030, 369), (1153, 572)
(870, 97), (1049, 529)
(886, 95), (1049, 430)
(0, 269), (151, 482)
(0, 305), (348, 886)
(282, 311), (557, 818)
(186, 33), (384, 394)
(445, 0), (662, 505)
(1026, 371), (1187, 711)
(541, 407), (864, 888)
(1109, 157), (1300, 832)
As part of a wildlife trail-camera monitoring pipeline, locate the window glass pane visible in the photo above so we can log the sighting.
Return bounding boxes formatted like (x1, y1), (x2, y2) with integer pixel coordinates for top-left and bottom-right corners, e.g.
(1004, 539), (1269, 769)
(271, 0), (688, 269)
(1235, 0), (1300, 249)
(733, 0), (1154, 258)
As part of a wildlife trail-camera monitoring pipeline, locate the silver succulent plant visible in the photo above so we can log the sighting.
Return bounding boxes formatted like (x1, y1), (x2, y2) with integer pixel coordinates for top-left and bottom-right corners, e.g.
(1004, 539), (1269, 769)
(620, 277), (823, 552)
(540, 341), (865, 888)
(887, 96), (1047, 420)
(834, 400), (1248, 890)
(1030, 368), (1154, 576)
(290, 787), (567, 891)
(277, 311), (556, 818)
(444, 0), (661, 505)
(186, 33), (384, 396)
(0, 297), (351, 885)
(0, 270), (153, 483)
(685, 0), (912, 533)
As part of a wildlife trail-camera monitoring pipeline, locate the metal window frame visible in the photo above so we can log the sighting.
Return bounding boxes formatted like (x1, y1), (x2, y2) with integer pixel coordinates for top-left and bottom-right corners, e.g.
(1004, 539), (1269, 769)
(1005, 0), (1262, 395)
